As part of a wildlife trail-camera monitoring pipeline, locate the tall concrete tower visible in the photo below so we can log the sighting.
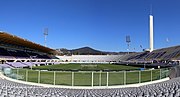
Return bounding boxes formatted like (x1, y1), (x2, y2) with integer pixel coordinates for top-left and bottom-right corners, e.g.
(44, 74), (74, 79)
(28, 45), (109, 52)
(149, 15), (154, 52)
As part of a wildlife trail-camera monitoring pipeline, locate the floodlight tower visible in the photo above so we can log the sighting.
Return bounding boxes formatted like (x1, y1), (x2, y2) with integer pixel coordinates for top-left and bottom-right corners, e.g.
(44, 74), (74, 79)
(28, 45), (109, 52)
(126, 35), (131, 54)
(44, 28), (48, 47)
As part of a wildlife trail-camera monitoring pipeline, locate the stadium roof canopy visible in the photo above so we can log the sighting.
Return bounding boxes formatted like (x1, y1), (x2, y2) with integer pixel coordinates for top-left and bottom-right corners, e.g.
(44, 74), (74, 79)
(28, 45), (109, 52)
(0, 32), (57, 54)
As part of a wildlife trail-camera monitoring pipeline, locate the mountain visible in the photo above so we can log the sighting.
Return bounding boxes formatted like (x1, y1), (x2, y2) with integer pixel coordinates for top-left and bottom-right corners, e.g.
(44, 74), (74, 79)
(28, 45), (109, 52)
(56, 47), (128, 55)
(71, 47), (105, 55)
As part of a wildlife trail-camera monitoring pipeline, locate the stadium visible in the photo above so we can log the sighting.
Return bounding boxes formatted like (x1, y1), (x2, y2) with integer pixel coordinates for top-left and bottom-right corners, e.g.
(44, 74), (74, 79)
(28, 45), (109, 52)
(0, 20), (180, 96)
(0, 1), (180, 96)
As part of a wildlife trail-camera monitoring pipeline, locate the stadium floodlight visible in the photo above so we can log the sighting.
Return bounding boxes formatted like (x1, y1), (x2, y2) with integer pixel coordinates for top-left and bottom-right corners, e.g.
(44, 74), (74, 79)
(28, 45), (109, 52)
(44, 28), (48, 47)
(126, 35), (131, 54)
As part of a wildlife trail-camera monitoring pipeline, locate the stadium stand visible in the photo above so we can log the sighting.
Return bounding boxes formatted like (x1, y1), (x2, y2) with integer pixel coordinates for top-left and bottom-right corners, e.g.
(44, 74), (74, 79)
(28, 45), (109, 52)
(117, 45), (180, 68)
(56, 55), (123, 63)
(0, 32), (60, 68)
(125, 45), (180, 61)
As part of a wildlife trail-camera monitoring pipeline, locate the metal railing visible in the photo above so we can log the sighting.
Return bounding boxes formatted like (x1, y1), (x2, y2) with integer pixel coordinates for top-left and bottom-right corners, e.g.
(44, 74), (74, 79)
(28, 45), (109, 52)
(6, 68), (169, 86)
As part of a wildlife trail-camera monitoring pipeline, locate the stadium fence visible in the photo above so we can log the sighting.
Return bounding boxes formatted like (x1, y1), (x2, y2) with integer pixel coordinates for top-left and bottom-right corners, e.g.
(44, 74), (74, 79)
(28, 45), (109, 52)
(5, 68), (169, 86)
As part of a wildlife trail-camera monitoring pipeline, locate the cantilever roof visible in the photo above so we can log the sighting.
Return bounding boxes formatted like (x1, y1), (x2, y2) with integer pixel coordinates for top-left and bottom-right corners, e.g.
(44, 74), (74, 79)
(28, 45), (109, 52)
(0, 32), (56, 54)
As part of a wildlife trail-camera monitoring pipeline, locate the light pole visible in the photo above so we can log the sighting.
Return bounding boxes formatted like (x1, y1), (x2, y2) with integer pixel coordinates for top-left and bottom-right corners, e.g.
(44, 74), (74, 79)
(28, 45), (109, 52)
(44, 28), (48, 47)
(126, 35), (131, 54)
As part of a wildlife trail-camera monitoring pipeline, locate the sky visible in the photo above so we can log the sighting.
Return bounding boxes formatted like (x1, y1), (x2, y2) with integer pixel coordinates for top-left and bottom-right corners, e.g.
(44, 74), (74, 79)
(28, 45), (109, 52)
(0, 0), (179, 52)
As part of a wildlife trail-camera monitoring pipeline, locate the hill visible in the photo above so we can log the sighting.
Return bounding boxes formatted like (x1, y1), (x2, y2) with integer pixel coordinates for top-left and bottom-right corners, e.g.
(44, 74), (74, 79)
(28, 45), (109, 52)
(56, 47), (127, 55)
(71, 47), (104, 55)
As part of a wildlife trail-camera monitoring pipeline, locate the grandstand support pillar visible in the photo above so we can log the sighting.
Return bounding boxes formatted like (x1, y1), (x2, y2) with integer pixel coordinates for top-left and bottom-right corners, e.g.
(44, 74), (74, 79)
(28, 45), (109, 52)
(124, 71), (126, 85)
(151, 69), (153, 81)
(38, 70), (40, 83)
(54, 71), (56, 85)
(92, 72), (94, 87)
(26, 70), (28, 82)
(72, 72), (74, 86)
(106, 72), (109, 87)
(99, 71), (101, 86)
(139, 71), (141, 83)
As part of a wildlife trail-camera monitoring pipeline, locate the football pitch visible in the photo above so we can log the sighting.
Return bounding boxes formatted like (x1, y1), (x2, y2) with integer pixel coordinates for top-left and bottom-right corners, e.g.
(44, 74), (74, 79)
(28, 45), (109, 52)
(11, 64), (169, 86)
(32, 63), (142, 71)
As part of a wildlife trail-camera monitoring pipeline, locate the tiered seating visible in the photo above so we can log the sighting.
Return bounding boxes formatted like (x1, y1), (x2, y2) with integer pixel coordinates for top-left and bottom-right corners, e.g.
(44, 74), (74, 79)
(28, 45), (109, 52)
(27, 52), (51, 59)
(21, 62), (34, 67)
(0, 62), (61, 68)
(0, 48), (10, 56)
(164, 51), (180, 60)
(145, 52), (166, 59)
(127, 45), (180, 60)
(39, 54), (51, 59)
(16, 51), (29, 58)
(0, 74), (180, 96)
(126, 52), (148, 60)
(6, 62), (28, 68)
(0, 47), (51, 59)
(0, 64), (13, 68)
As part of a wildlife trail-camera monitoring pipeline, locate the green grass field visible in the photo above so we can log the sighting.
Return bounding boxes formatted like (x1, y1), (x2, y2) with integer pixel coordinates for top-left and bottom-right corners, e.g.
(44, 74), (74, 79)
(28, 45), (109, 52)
(10, 64), (169, 86)
(32, 63), (143, 71)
